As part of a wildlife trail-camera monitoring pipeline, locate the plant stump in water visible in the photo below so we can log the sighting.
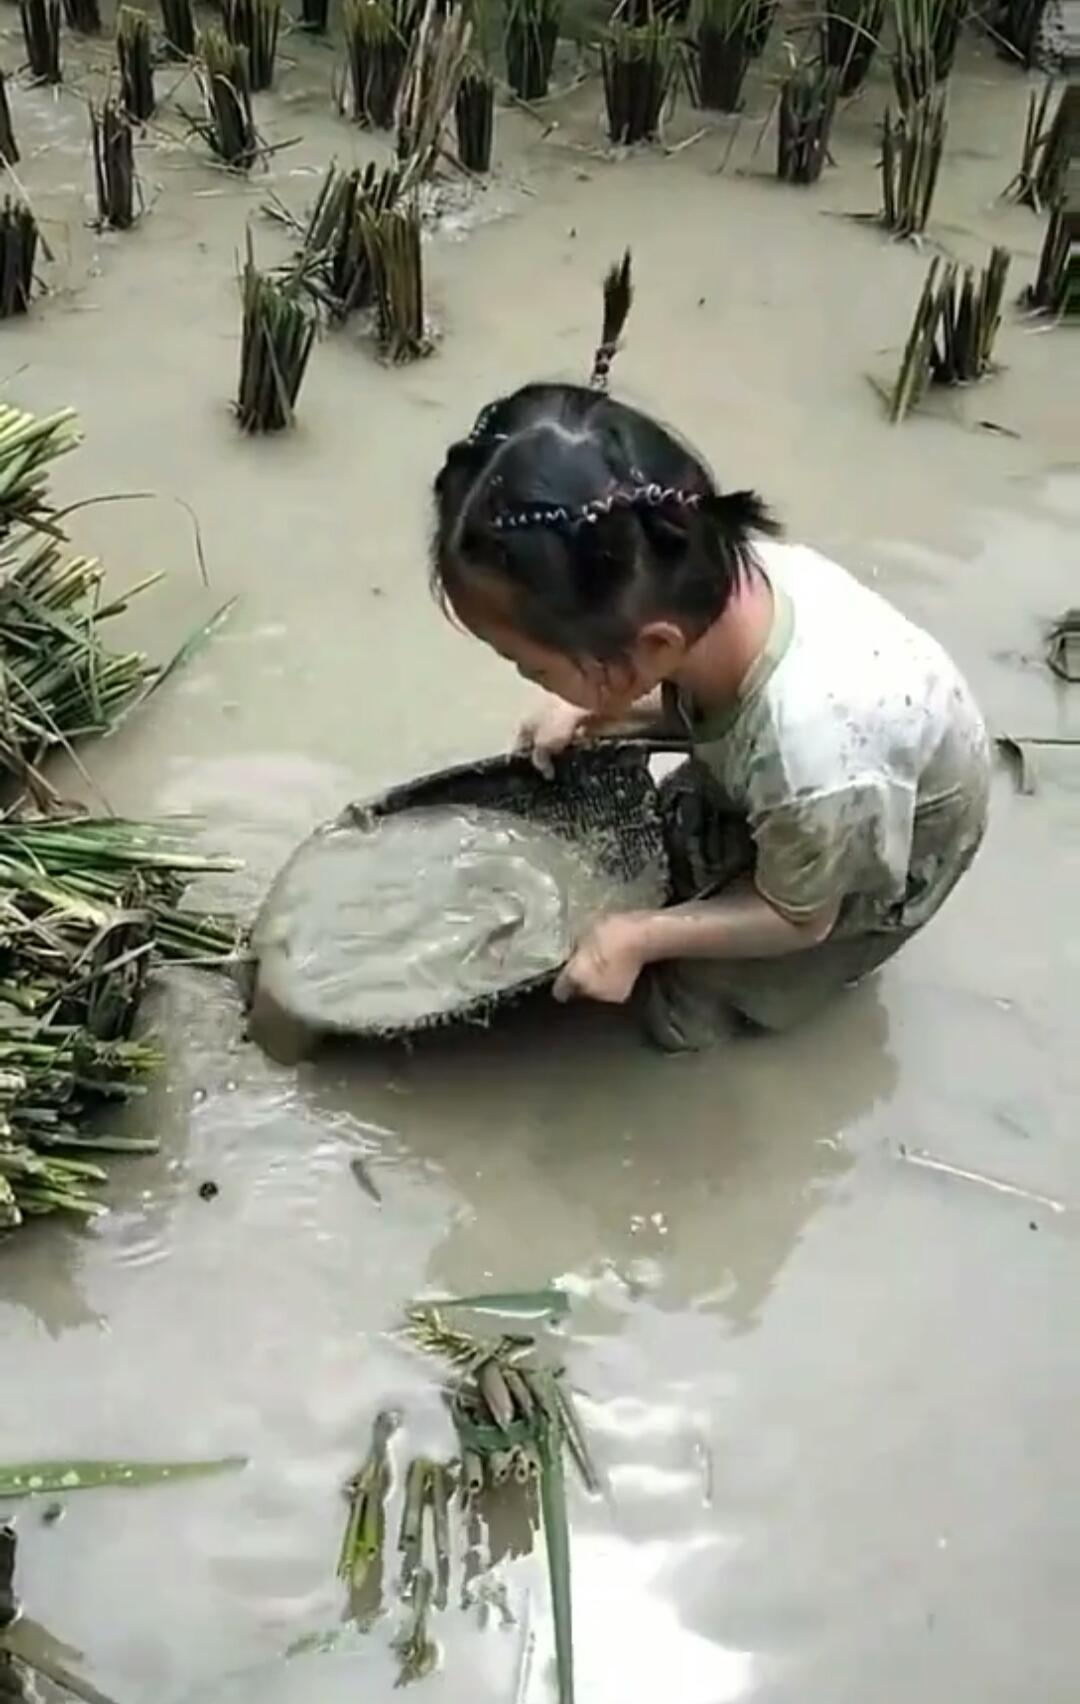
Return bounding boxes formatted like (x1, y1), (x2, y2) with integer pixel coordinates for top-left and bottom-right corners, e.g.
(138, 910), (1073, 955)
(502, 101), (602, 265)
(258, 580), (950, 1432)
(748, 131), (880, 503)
(0, 199), (38, 318)
(993, 0), (1049, 66)
(745, 0), (776, 56)
(0, 74), (18, 166)
(879, 89), (947, 239)
(342, 0), (408, 128)
(886, 247), (1011, 422)
(224, 0), (282, 92)
(360, 197), (430, 361)
(777, 62), (840, 185)
(394, 0), (473, 182)
(694, 15), (752, 112)
(91, 98), (137, 230)
(455, 69), (495, 172)
(160, 0), (196, 58)
(117, 6), (156, 121)
(504, 6), (559, 101)
(299, 0), (329, 29)
(1023, 174), (1079, 317)
(198, 28), (259, 167)
(63, 0), (101, 32)
(236, 234), (317, 432)
(1033, 83), (1078, 215)
(891, 0), (964, 110)
(20, 0), (62, 84)
(601, 19), (675, 145)
(820, 0), (884, 95)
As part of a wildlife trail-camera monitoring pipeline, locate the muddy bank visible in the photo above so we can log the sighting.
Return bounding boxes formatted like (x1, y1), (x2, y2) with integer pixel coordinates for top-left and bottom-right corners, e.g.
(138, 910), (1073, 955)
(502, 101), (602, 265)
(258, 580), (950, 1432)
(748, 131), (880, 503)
(1, 18), (1078, 1704)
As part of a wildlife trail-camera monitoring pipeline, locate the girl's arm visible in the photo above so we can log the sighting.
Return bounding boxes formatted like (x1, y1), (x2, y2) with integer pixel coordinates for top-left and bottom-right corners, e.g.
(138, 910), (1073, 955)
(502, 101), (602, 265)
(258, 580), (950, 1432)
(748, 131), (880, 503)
(638, 878), (840, 962)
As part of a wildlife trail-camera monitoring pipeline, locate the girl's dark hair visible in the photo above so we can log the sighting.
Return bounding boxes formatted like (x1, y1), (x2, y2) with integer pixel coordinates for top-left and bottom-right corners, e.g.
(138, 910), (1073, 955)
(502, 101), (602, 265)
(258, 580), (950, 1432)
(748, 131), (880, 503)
(431, 249), (782, 661)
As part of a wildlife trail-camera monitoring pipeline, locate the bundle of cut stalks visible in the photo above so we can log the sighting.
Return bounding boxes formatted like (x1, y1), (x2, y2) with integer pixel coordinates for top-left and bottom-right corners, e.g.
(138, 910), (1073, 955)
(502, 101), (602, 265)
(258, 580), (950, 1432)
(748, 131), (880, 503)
(777, 60), (840, 185)
(394, 0), (472, 179)
(891, 0), (964, 109)
(1032, 82), (1077, 215)
(289, 159), (403, 317)
(224, 0), (282, 92)
(0, 404), (80, 536)
(0, 818), (240, 1229)
(19, 0), (62, 85)
(1023, 184), (1078, 318)
(504, 0), (560, 100)
(195, 28), (260, 169)
(691, 0), (755, 113)
(117, 6), (156, 122)
(0, 201), (39, 321)
(820, 0), (884, 95)
(879, 88), (947, 238)
(1003, 77), (1057, 210)
(399, 1289), (589, 1704)
(91, 98), (138, 231)
(62, 0), (101, 32)
(886, 247), (1011, 422)
(357, 194), (430, 361)
(0, 75), (17, 169)
(235, 231), (318, 432)
(341, 0), (409, 129)
(454, 66), (495, 173)
(160, 0), (196, 57)
(602, 15), (676, 146)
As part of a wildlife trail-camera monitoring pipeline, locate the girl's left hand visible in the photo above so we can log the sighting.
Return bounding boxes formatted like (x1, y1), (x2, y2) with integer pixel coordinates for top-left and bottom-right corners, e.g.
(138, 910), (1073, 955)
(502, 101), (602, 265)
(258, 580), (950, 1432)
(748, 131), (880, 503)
(552, 913), (653, 1006)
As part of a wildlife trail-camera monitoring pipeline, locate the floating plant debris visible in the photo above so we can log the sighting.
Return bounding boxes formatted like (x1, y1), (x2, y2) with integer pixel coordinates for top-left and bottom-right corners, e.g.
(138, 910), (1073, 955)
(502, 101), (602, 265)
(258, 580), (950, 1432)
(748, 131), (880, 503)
(0, 74), (18, 167)
(235, 231), (318, 432)
(90, 98), (138, 231)
(117, 5), (156, 121)
(454, 67), (495, 171)
(0, 199), (38, 319)
(777, 60), (840, 185)
(504, 0), (559, 100)
(602, 16), (676, 146)
(19, 0), (62, 84)
(879, 88), (947, 238)
(224, 0), (282, 92)
(160, 0), (196, 57)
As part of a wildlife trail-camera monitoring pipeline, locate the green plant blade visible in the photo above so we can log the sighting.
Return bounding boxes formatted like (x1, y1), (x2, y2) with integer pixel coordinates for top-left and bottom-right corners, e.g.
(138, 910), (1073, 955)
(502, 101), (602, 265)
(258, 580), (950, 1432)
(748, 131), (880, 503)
(0, 1456), (248, 1498)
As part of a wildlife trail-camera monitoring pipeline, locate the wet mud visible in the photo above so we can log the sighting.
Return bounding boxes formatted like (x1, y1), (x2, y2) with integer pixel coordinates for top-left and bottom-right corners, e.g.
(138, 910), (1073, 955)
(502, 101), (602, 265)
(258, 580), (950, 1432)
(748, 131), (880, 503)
(1, 17), (1078, 1704)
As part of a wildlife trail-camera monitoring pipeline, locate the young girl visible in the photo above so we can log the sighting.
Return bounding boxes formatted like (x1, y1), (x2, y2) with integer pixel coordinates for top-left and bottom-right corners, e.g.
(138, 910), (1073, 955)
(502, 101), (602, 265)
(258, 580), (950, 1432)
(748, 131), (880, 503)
(430, 254), (992, 1052)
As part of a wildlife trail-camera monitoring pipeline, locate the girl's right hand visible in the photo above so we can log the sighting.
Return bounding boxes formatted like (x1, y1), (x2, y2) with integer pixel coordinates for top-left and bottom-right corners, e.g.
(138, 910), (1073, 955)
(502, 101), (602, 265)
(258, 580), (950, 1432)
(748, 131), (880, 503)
(515, 696), (591, 777)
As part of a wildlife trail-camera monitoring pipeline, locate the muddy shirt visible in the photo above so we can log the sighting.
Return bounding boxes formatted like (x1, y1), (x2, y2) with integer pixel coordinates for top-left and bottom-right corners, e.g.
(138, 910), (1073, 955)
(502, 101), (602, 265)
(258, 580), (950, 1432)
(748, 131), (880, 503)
(663, 541), (992, 934)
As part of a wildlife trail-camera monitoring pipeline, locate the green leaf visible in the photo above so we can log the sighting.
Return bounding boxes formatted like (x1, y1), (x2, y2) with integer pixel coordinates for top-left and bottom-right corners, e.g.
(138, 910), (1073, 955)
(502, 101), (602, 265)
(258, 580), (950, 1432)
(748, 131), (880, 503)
(431, 1287), (570, 1322)
(0, 1456), (248, 1498)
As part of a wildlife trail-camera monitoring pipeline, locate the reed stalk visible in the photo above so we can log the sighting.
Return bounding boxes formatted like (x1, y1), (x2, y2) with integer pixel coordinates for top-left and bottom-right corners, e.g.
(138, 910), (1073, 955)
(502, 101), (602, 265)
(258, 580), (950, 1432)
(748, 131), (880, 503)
(19, 0), (62, 84)
(90, 99), (137, 231)
(1023, 185), (1078, 318)
(819, 0), (884, 95)
(342, 0), (408, 127)
(360, 196), (429, 361)
(1033, 82), (1077, 215)
(117, 6), (156, 122)
(224, 0), (282, 91)
(777, 60), (840, 185)
(886, 246), (1011, 422)
(0, 200), (37, 319)
(602, 16), (676, 145)
(454, 66), (495, 172)
(160, 0), (196, 57)
(692, 0), (755, 112)
(745, 0), (775, 54)
(891, 0), (964, 110)
(235, 231), (318, 432)
(196, 27), (259, 168)
(279, 159), (403, 317)
(879, 87), (947, 238)
(394, 0), (472, 179)
(0, 74), (18, 167)
(504, 0), (559, 100)
(63, 0), (101, 32)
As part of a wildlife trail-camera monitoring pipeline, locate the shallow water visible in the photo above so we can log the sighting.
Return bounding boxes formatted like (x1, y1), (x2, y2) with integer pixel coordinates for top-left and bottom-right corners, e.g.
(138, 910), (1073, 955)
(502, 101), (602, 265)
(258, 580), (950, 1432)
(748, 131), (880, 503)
(1, 21), (1079, 1704)
(251, 804), (660, 1031)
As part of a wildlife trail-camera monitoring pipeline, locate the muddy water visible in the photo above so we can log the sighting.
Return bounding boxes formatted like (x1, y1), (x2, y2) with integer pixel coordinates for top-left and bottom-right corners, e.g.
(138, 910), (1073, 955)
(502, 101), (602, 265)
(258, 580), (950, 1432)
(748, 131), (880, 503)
(1, 20), (1079, 1704)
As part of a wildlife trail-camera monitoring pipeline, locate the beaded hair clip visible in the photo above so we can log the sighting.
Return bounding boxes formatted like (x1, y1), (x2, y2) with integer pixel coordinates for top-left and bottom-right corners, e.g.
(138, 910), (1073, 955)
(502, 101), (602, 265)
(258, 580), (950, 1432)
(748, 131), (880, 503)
(490, 485), (702, 532)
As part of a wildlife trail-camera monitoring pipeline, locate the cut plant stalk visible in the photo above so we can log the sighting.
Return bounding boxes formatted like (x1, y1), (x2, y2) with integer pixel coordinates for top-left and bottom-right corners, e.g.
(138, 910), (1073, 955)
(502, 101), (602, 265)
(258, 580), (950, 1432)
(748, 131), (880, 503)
(116, 6), (156, 122)
(454, 67), (495, 172)
(63, 0), (101, 32)
(393, 1566), (438, 1685)
(777, 60), (840, 185)
(394, 0), (472, 180)
(224, 0), (282, 92)
(0, 1457), (247, 1498)
(1033, 82), (1077, 215)
(820, 0), (884, 95)
(338, 1409), (397, 1624)
(1022, 188), (1078, 318)
(0, 199), (38, 320)
(0, 73), (18, 168)
(196, 28), (259, 168)
(235, 231), (318, 432)
(929, 245), (1011, 384)
(602, 16), (676, 146)
(19, 0), (62, 84)
(504, 0), (560, 100)
(298, 0), (329, 28)
(342, 0), (408, 128)
(90, 99), (138, 231)
(160, 0), (196, 57)
(993, 0), (1049, 66)
(879, 88), (947, 239)
(692, 0), (754, 113)
(360, 196), (430, 361)
(891, 0), (963, 109)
